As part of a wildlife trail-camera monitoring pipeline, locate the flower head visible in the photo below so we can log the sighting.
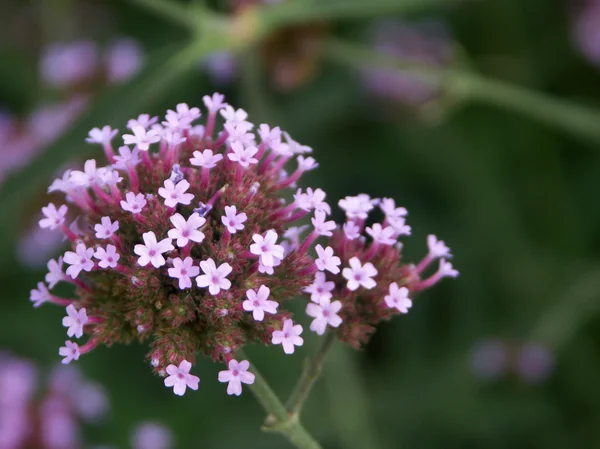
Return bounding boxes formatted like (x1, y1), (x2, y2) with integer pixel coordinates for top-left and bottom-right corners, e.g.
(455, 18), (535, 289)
(218, 359), (255, 396)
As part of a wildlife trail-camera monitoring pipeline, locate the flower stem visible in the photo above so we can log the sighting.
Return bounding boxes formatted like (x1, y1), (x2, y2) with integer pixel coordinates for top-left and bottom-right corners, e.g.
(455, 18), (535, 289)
(323, 38), (600, 145)
(238, 350), (323, 449)
(286, 331), (336, 416)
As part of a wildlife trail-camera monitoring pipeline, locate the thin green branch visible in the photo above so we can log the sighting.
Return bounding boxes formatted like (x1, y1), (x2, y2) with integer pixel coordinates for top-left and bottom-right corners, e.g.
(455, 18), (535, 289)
(126, 0), (199, 30)
(324, 39), (600, 144)
(286, 332), (336, 416)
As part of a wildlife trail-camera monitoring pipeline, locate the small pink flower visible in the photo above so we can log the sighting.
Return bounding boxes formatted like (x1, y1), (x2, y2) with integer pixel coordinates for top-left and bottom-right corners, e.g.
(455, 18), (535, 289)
(168, 257), (200, 289)
(30, 282), (52, 308)
(94, 244), (120, 269)
(59, 341), (80, 364)
(45, 257), (64, 288)
(380, 197), (407, 219)
(64, 243), (95, 278)
(294, 188), (330, 214)
(303, 272), (335, 303)
(203, 93), (226, 113)
(315, 245), (341, 275)
(342, 257), (378, 291)
(113, 146), (141, 170)
(167, 213), (206, 247)
(258, 124), (281, 147)
(427, 235), (451, 259)
(243, 285), (279, 321)
(62, 304), (88, 338)
(69, 159), (103, 187)
(227, 142), (259, 168)
(312, 210), (336, 237)
(127, 114), (158, 130)
(167, 103), (201, 128)
(164, 360), (199, 396)
(220, 105), (248, 125)
(366, 223), (397, 245)
(122, 125), (160, 151)
(94, 217), (119, 239)
(272, 319), (303, 355)
(438, 259), (459, 278)
(338, 194), (376, 220)
(121, 192), (147, 214)
(134, 232), (174, 268)
(39, 203), (68, 230)
(384, 283), (412, 313)
(388, 216), (411, 236)
(86, 126), (118, 146)
(306, 298), (343, 335)
(218, 359), (255, 396)
(158, 179), (194, 208)
(196, 258), (232, 295)
(296, 155), (318, 172)
(221, 205), (247, 234)
(190, 149), (223, 168)
(343, 221), (360, 240)
(250, 230), (285, 268)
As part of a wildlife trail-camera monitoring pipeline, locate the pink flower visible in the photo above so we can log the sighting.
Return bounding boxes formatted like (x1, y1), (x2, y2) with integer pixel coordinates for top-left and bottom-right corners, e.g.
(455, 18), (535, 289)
(64, 243), (95, 278)
(306, 298), (342, 335)
(45, 257), (64, 288)
(227, 142), (259, 168)
(220, 105), (248, 125)
(105, 38), (144, 83)
(272, 319), (304, 354)
(218, 359), (255, 396)
(94, 245), (120, 269)
(59, 341), (80, 364)
(315, 245), (341, 274)
(86, 126), (118, 146)
(303, 272), (335, 303)
(131, 422), (173, 449)
(294, 188), (330, 214)
(158, 179), (194, 208)
(190, 149), (223, 168)
(343, 221), (360, 240)
(366, 223), (397, 245)
(427, 234), (451, 259)
(39, 203), (68, 230)
(243, 285), (279, 321)
(203, 93), (226, 113)
(113, 146), (141, 169)
(250, 230), (285, 267)
(122, 125), (160, 151)
(62, 304), (88, 338)
(121, 192), (147, 214)
(384, 283), (412, 313)
(30, 282), (51, 308)
(258, 124), (281, 147)
(388, 216), (411, 236)
(342, 257), (378, 291)
(167, 103), (201, 128)
(127, 114), (158, 130)
(338, 194), (376, 220)
(221, 205), (247, 234)
(134, 232), (174, 268)
(196, 258), (232, 295)
(94, 217), (119, 239)
(168, 257), (200, 289)
(164, 360), (199, 396)
(296, 155), (318, 172)
(380, 197), (407, 219)
(167, 213), (206, 247)
(311, 210), (336, 237)
(438, 259), (459, 278)
(69, 159), (104, 187)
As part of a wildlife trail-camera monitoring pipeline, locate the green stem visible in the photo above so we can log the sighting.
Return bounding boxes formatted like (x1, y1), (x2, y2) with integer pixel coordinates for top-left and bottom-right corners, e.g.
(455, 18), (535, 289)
(324, 39), (600, 144)
(238, 350), (323, 449)
(286, 332), (336, 415)
(126, 0), (199, 29)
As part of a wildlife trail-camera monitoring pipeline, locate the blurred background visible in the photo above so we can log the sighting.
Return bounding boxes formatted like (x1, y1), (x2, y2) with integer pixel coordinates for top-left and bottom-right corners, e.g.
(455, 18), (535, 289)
(2, 0), (600, 447)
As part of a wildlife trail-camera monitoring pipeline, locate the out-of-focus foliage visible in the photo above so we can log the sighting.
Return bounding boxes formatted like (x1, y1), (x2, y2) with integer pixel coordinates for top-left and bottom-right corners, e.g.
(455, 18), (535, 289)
(2, 0), (600, 448)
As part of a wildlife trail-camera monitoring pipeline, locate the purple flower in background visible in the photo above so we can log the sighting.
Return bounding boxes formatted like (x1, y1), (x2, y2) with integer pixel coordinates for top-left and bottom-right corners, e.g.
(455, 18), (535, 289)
(573, 1), (600, 67)
(40, 40), (99, 88)
(203, 51), (238, 85)
(105, 38), (145, 84)
(131, 422), (173, 449)
(515, 342), (555, 384)
(362, 19), (454, 106)
(469, 338), (510, 381)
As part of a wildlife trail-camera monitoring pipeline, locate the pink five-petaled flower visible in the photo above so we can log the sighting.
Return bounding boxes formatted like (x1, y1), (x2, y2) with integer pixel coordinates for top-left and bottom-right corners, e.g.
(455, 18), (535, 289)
(303, 272), (335, 303)
(168, 257), (200, 289)
(59, 341), (80, 364)
(343, 221), (360, 240)
(127, 113), (158, 130)
(203, 93), (225, 113)
(427, 234), (451, 259)
(338, 194), (376, 220)
(46, 257), (64, 288)
(113, 145), (141, 169)
(94, 216), (119, 239)
(164, 360), (199, 396)
(86, 126), (118, 146)
(272, 319), (304, 355)
(439, 259), (459, 278)
(30, 282), (51, 308)
(315, 245), (341, 275)
(218, 359), (255, 396)
(227, 142), (259, 168)
(122, 125), (160, 151)
(312, 210), (336, 237)
(250, 230), (285, 267)
(221, 205), (247, 234)
(306, 298), (343, 335)
(158, 179), (194, 208)
(190, 149), (223, 168)
(94, 245), (120, 269)
(242, 285), (279, 321)
(120, 192), (147, 214)
(39, 203), (68, 230)
(196, 258), (232, 295)
(366, 223), (397, 246)
(62, 304), (88, 338)
(167, 213), (206, 247)
(134, 231), (174, 268)
(342, 257), (378, 291)
(380, 197), (407, 219)
(384, 282), (412, 313)
(64, 243), (95, 279)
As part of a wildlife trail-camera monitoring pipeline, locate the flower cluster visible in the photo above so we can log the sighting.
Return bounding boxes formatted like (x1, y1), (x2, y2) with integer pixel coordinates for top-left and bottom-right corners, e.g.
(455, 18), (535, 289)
(31, 93), (457, 396)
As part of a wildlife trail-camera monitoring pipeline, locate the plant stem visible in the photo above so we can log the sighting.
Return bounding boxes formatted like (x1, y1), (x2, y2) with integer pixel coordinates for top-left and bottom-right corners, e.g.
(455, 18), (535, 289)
(238, 350), (323, 449)
(286, 332), (336, 415)
(324, 39), (600, 144)
(126, 0), (199, 29)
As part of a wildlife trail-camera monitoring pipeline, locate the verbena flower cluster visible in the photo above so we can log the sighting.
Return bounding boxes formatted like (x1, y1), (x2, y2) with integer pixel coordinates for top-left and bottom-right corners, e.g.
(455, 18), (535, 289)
(31, 93), (457, 396)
